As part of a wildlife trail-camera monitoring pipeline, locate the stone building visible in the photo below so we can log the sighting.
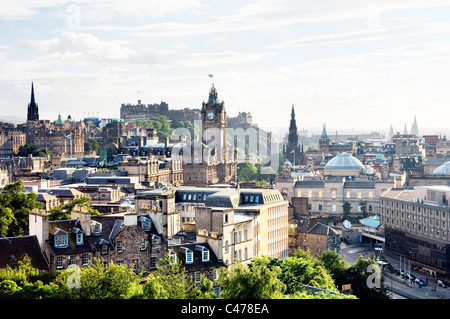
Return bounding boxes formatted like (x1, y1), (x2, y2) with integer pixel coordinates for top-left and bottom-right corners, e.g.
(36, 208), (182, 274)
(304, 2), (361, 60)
(380, 186), (450, 279)
(182, 85), (237, 186)
(293, 152), (400, 217)
(29, 206), (167, 273)
(173, 186), (289, 266)
(118, 156), (183, 187)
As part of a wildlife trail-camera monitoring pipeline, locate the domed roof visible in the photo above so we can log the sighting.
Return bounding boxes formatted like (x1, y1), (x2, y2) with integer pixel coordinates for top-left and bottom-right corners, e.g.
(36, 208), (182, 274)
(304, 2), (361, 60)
(324, 152), (364, 170)
(433, 161), (450, 176)
(283, 160), (292, 167)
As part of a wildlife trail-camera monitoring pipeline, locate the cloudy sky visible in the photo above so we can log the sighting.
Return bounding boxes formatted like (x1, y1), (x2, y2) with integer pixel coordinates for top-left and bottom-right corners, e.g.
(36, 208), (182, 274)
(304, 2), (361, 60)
(1, 0), (450, 136)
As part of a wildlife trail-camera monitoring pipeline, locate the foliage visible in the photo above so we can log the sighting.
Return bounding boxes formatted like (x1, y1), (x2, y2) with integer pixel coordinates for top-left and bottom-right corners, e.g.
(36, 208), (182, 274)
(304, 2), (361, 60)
(84, 138), (99, 154)
(142, 254), (216, 299)
(0, 181), (43, 237)
(53, 258), (142, 299)
(18, 143), (52, 157)
(218, 257), (286, 299)
(237, 161), (258, 182)
(48, 196), (99, 221)
(359, 200), (368, 217)
(135, 116), (173, 142)
(343, 201), (352, 219)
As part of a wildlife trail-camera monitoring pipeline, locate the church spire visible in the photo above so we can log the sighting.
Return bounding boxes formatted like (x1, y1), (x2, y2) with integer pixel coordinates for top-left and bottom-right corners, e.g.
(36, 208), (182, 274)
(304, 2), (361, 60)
(27, 81), (39, 121)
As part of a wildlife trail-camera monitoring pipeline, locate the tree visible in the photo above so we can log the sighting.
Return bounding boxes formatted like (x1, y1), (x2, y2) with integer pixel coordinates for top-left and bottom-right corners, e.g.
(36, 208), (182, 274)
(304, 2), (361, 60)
(48, 197), (99, 221)
(343, 256), (389, 299)
(359, 200), (368, 217)
(237, 161), (258, 182)
(218, 257), (286, 299)
(84, 138), (99, 154)
(54, 258), (142, 299)
(18, 143), (52, 157)
(343, 201), (352, 219)
(0, 181), (42, 237)
(142, 253), (216, 299)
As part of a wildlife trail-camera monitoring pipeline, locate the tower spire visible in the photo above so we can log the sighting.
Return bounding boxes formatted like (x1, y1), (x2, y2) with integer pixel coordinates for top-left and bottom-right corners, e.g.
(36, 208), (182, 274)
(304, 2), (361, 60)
(27, 81), (39, 121)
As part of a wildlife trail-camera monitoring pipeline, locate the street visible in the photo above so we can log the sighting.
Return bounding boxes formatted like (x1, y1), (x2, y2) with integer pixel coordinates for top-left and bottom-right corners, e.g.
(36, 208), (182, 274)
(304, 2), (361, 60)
(339, 243), (450, 299)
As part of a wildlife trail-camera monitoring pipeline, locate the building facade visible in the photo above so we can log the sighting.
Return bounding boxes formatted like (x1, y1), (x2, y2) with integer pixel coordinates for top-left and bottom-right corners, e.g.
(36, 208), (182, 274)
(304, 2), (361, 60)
(380, 186), (450, 279)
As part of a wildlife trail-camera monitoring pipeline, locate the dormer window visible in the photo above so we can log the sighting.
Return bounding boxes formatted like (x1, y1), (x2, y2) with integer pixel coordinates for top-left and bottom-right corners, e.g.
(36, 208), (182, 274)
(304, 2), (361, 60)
(186, 249), (193, 264)
(54, 228), (68, 248)
(140, 217), (152, 231)
(91, 221), (102, 235)
(196, 245), (210, 262)
(168, 249), (177, 265)
(76, 231), (83, 245)
(73, 228), (84, 245)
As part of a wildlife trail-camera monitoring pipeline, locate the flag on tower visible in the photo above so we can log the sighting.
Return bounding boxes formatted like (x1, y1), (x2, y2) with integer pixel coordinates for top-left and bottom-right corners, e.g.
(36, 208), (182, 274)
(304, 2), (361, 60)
(65, 134), (71, 139)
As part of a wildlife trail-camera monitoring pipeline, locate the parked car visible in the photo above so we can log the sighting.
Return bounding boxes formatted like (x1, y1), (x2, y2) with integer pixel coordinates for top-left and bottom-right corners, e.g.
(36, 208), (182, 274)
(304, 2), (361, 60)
(437, 280), (448, 288)
(407, 273), (416, 281)
(414, 278), (427, 286)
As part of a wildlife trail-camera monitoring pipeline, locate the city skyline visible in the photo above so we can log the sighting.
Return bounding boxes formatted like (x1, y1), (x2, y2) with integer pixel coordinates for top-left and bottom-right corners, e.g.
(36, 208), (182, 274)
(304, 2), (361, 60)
(1, 1), (450, 135)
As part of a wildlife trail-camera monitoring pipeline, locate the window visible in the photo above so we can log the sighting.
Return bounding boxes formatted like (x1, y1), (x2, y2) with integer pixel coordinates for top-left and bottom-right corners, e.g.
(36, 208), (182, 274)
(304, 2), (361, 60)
(186, 250), (193, 264)
(346, 191), (351, 199)
(332, 205), (336, 212)
(244, 247), (248, 260)
(101, 244), (108, 255)
(54, 229), (68, 248)
(56, 256), (64, 269)
(169, 250), (177, 265)
(91, 221), (102, 235)
(140, 239), (147, 251)
(244, 230), (248, 241)
(75, 230), (83, 245)
(140, 217), (152, 231)
(82, 253), (89, 266)
(69, 255), (77, 265)
(225, 240), (229, 253)
(117, 240), (124, 253)
(331, 189), (337, 199)
(200, 247), (210, 262)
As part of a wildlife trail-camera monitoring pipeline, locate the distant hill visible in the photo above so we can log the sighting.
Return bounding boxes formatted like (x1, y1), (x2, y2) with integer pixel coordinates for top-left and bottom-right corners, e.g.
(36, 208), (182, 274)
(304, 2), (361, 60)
(0, 116), (26, 124)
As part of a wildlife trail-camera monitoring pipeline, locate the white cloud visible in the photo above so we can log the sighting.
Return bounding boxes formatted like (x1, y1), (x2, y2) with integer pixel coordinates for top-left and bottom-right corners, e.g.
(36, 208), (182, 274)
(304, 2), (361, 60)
(15, 31), (167, 66)
(269, 22), (450, 48)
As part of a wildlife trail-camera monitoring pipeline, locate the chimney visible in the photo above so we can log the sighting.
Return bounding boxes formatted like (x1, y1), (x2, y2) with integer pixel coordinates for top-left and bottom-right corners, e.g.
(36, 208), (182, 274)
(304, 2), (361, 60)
(29, 209), (49, 249)
(71, 205), (91, 236)
(124, 213), (138, 226)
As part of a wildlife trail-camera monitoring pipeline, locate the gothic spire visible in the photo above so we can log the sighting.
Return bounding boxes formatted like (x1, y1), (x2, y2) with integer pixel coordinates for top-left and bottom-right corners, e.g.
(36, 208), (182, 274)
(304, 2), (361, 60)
(27, 81), (39, 121)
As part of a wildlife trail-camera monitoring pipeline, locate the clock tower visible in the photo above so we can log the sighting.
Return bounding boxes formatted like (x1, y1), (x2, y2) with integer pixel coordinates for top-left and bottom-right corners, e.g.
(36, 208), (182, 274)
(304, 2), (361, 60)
(201, 84), (227, 163)
(182, 84), (237, 186)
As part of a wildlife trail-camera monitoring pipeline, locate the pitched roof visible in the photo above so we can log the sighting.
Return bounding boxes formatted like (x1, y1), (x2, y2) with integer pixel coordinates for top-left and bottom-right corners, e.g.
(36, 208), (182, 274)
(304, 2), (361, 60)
(307, 222), (339, 236)
(0, 235), (49, 271)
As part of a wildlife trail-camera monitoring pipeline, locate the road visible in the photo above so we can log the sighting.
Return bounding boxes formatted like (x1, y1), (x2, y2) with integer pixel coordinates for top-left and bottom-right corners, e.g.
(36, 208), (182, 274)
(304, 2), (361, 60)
(340, 244), (450, 299)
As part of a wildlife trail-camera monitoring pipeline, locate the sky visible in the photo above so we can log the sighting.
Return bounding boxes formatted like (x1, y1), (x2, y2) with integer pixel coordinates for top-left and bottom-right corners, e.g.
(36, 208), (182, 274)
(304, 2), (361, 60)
(1, 0), (450, 137)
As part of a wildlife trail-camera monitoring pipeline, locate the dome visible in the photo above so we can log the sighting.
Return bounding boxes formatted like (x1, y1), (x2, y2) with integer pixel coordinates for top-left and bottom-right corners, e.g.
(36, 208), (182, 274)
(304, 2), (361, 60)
(324, 152), (364, 170)
(283, 160), (292, 167)
(433, 161), (450, 176)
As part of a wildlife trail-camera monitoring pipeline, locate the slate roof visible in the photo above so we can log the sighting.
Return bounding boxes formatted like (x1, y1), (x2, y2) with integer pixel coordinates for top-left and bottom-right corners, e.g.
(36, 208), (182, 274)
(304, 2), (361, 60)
(169, 242), (225, 273)
(0, 235), (49, 271)
(47, 220), (94, 255)
(294, 180), (325, 188)
(307, 222), (339, 236)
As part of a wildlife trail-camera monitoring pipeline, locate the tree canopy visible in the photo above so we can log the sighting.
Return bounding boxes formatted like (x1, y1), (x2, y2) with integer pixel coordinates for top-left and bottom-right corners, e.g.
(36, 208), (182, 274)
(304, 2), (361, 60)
(0, 181), (42, 237)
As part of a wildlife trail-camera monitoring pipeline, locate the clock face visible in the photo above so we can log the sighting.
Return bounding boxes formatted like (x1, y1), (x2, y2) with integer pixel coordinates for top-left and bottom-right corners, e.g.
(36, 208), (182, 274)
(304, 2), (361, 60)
(207, 112), (214, 120)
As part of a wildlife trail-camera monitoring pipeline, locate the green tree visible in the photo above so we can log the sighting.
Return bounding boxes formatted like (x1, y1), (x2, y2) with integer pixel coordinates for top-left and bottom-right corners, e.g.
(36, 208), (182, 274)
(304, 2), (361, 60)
(359, 200), (368, 217)
(0, 181), (43, 237)
(342, 256), (389, 299)
(343, 201), (352, 220)
(237, 161), (258, 182)
(84, 138), (99, 154)
(318, 249), (350, 291)
(18, 143), (52, 157)
(218, 257), (286, 299)
(142, 253), (216, 299)
(48, 196), (99, 221)
(54, 258), (142, 299)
